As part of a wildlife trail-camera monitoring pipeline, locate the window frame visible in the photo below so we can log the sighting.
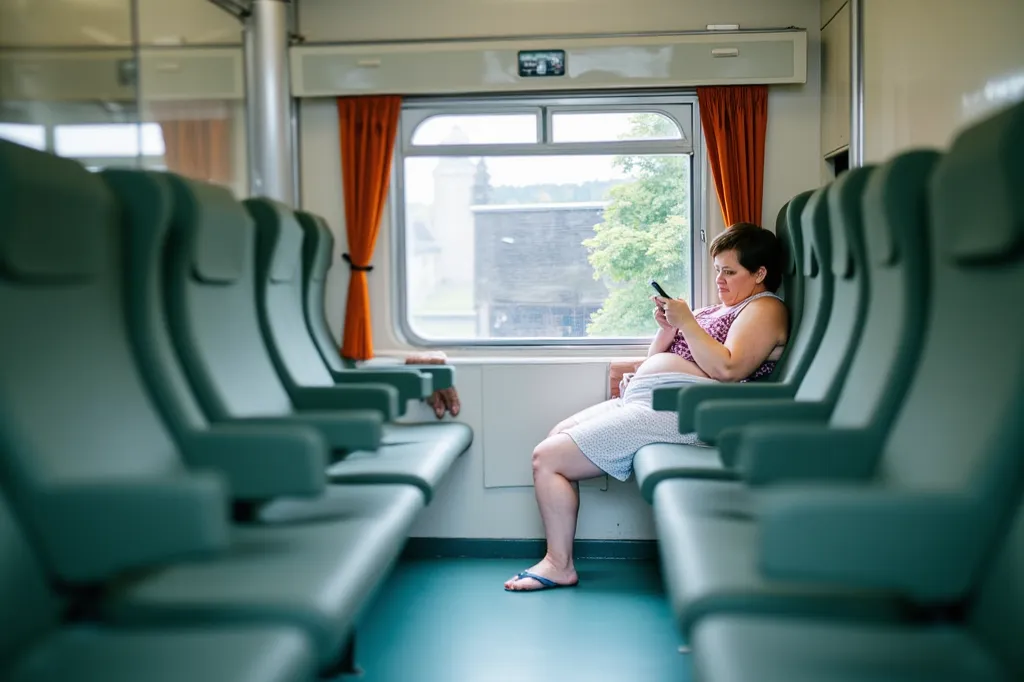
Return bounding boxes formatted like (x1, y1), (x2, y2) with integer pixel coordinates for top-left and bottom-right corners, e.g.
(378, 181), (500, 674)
(392, 91), (704, 349)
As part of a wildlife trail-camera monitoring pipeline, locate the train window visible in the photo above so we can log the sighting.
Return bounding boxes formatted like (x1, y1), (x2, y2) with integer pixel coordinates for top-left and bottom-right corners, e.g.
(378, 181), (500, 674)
(54, 123), (166, 159)
(0, 123), (46, 150)
(397, 95), (698, 345)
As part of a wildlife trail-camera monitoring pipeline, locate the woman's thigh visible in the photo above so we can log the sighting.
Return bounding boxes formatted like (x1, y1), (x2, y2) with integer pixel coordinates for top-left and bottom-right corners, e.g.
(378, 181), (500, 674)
(548, 398), (621, 437)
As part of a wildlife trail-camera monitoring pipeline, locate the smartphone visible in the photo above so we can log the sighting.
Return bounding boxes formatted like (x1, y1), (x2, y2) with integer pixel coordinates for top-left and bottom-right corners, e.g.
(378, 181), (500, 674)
(649, 280), (671, 299)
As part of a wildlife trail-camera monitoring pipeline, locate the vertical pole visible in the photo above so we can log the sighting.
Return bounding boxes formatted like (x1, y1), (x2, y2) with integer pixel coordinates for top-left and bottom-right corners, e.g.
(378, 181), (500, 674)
(849, 0), (865, 167)
(243, 18), (262, 197)
(249, 0), (294, 204)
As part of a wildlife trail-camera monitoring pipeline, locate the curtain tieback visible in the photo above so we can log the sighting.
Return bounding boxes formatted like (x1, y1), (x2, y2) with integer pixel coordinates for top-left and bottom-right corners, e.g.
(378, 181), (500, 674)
(342, 253), (374, 272)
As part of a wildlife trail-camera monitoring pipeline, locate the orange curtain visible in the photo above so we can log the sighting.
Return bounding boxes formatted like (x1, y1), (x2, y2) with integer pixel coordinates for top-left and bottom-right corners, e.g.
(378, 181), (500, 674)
(159, 119), (232, 186)
(697, 86), (768, 227)
(336, 95), (402, 361)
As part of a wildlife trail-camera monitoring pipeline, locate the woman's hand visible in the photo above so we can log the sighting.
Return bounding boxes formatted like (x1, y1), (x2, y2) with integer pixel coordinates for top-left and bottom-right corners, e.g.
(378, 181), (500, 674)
(653, 302), (674, 331)
(654, 296), (695, 329)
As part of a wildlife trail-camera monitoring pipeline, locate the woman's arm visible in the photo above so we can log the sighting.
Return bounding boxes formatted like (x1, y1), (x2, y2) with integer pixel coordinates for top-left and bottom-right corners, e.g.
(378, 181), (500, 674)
(661, 297), (787, 382)
(648, 327), (676, 357)
(648, 304), (676, 356)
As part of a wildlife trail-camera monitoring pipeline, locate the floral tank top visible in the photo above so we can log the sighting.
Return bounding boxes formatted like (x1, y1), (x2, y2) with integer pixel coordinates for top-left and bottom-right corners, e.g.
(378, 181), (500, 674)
(667, 291), (783, 382)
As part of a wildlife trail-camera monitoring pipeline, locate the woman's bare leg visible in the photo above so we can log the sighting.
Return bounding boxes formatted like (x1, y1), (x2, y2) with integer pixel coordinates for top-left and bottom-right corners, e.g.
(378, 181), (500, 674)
(504, 433), (605, 591)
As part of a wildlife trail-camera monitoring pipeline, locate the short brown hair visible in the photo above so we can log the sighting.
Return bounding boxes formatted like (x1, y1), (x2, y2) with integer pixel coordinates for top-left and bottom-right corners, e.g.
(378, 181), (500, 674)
(709, 222), (783, 292)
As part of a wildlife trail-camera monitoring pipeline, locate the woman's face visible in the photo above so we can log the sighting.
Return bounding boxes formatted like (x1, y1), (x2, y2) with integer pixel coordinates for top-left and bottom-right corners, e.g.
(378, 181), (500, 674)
(714, 249), (767, 306)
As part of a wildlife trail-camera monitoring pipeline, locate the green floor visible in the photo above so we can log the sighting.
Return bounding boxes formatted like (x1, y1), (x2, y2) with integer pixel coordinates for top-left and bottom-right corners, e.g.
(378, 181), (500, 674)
(342, 558), (692, 682)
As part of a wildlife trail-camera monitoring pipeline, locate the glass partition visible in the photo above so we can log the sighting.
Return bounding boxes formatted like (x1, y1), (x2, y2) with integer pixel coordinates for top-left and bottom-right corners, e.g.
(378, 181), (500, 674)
(0, 0), (248, 197)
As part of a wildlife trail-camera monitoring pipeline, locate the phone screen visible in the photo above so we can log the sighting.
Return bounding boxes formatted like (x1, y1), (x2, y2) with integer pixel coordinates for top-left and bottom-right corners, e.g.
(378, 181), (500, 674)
(649, 280), (670, 299)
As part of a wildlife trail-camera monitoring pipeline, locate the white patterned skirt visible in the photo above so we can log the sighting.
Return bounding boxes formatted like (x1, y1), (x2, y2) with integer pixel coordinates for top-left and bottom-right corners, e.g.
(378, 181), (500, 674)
(562, 372), (713, 482)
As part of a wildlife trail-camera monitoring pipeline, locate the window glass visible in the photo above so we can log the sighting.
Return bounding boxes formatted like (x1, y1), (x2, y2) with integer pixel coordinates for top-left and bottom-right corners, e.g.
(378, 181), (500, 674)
(54, 123), (165, 157)
(411, 114), (538, 146)
(0, 123), (46, 150)
(401, 104), (695, 344)
(550, 112), (683, 143)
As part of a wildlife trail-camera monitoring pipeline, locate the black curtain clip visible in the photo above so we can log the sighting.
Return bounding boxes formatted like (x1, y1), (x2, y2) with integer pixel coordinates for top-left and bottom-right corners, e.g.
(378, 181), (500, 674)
(342, 253), (374, 272)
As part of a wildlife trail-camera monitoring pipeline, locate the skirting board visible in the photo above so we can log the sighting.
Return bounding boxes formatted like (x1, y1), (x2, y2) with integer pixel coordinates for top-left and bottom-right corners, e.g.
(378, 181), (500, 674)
(401, 538), (658, 561)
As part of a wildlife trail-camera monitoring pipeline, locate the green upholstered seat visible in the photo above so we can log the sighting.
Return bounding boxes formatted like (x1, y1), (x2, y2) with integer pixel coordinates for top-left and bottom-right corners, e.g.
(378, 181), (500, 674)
(296, 210), (455, 391)
(692, 493), (1024, 682)
(648, 189), (824, 416)
(650, 149), (939, 636)
(248, 198), (433, 409)
(658, 101), (1024, 641)
(246, 197), (470, 500)
(634, 172), (868, 499)
(109, 169), (465, 501)
(0, 484), (317, 682)
(0, 142), (424, 672)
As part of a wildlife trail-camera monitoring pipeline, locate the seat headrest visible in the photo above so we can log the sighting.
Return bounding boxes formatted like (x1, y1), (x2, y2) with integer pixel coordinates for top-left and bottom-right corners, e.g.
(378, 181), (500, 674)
(0, 141), (110, 282)
(828, 166), (874, 279)
(296, 211), (333, 283)
(782, 190), (811, 277)
(862, 149), (941, 267)
(100, 169), (174, 247)
(800, 187), (831, 278)
(245, 198), (302, 283)
(166, 174), (249, 284)
(932, 102), (1024, 264)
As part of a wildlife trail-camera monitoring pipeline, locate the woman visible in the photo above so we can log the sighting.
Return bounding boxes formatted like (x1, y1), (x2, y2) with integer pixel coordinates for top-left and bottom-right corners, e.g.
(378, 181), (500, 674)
(504, 223), (788, 592)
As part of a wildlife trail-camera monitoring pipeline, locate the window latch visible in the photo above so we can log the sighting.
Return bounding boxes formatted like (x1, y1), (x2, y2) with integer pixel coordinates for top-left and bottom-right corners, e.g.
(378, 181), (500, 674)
(700, 229), (707, 243)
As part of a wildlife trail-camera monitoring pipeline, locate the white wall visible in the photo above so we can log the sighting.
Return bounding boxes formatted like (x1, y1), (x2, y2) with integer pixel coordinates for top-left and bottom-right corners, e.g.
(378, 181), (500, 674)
(299, 0), (822, 539)
(863, 0), (1024, 163)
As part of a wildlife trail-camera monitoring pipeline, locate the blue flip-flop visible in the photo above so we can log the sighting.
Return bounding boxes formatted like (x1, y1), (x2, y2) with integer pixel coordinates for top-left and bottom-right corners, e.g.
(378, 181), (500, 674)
(505, 570), (575, 592)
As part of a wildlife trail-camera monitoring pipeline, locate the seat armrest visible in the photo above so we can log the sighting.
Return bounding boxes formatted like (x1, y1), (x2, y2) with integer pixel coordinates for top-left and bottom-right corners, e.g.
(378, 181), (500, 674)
(328, 368), (432, 402)
(731, 425), (878, 482)
(675, 382), (798, 431)
(291, 384), (400, 420)
(695, 399), (832, 444)
(407, 364), (454, 390)
(651, 383), (704, 411)
(34, 472), (229, 583)
(182, 424), (328, 500)
(238, 412), (383, 453)
(758, 486), (979, 600)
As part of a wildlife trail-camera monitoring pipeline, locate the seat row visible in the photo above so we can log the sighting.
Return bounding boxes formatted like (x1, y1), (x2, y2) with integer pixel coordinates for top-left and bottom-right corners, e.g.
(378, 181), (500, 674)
(630, 100), (1024, 680)
(0, 143), (472, 681)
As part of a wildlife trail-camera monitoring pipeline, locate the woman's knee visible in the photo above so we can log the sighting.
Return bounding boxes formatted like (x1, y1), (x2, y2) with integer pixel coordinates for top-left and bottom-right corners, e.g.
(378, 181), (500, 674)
(532, 437), (562, 475)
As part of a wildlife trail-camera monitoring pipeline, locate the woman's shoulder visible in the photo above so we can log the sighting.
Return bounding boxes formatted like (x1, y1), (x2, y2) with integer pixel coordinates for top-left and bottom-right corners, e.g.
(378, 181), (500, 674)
(740, 293), (789, 324)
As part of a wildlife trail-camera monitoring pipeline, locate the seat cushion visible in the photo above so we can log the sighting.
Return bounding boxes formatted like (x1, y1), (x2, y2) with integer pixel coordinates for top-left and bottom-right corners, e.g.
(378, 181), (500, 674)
(326, 422), (473, 503)
(694, 616), (1009, 682)
(101, 484), (423, 669)
(10, 626), (315, 682)
(652, 478), (904, 636)
(634, 443), (733, 504)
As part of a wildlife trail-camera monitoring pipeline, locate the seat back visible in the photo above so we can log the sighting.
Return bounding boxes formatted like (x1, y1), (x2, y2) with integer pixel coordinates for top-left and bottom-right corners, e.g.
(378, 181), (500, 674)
(0, 142), (184, 483)
(102, 169), (211, 439)
(0, 486), (61, 669)
(765, 192), (809, 383)
(791, 168), (872, 404)
(247, 198), (336, 390)
(968, 494), (1024, 679)
(878, 101), (1024, 596)
(161, 174), (295, 420)
(297, 211), (348, 373)
(0, 142), (214, 580)
(770, 187), (835, 389)
(829, 150), (938, 434)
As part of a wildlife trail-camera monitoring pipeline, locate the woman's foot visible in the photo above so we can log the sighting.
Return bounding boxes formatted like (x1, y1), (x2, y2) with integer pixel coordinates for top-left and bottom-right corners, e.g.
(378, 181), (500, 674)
(504, 556), (579, 591)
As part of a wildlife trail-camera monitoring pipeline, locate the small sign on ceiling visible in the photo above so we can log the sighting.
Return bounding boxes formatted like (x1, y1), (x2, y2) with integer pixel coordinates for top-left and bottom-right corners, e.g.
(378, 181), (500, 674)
(518, 50), (566, 78)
